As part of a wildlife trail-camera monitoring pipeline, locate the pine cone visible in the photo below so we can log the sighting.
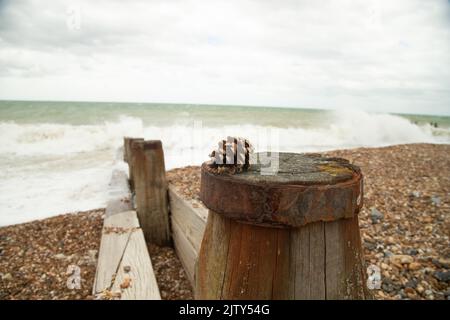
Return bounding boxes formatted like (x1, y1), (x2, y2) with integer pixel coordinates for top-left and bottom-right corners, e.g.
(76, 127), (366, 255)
(208, 137), (254, 174)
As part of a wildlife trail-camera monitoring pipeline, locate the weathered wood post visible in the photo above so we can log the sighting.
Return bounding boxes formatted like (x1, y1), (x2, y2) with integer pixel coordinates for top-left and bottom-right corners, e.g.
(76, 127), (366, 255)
(123, 137), (144, 190)
(196, 152), (370, 299)
(128, 139), (171, 246)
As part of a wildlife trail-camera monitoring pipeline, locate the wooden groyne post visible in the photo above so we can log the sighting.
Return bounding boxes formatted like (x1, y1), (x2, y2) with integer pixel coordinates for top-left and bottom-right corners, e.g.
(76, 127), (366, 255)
(124, 138), (171, 246)
(196, 152), (370, 299)
(124, 137), (143, 190)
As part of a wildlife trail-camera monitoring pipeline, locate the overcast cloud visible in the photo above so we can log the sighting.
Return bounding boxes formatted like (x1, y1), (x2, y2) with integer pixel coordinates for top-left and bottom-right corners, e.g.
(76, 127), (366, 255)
(0, 0), (449, 115)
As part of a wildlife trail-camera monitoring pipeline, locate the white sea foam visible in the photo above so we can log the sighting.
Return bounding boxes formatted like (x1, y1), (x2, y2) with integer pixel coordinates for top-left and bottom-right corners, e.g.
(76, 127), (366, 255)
(0, 109), (448, 226)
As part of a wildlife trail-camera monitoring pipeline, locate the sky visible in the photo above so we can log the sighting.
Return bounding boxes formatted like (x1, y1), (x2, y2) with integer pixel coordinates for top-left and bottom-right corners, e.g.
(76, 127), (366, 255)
(0, 0), (449, 115)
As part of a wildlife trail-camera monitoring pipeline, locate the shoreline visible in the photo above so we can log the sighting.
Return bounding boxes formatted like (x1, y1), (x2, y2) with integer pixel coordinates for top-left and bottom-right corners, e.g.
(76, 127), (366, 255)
(1, 143), (449, 300)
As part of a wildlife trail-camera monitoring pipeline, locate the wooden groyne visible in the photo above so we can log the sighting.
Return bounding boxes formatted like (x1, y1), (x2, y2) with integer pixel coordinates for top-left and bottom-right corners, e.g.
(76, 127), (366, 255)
(94, 138), (370, 300)
(93, 169), (160, 299)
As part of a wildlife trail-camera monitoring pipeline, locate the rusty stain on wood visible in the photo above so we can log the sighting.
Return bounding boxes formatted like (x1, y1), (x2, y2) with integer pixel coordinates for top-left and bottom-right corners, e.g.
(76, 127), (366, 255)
(200, 153), (363, 227)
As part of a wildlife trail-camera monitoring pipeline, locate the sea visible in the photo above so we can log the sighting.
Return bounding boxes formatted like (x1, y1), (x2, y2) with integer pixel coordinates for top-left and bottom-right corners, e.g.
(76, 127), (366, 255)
(1, 100), (449, 226)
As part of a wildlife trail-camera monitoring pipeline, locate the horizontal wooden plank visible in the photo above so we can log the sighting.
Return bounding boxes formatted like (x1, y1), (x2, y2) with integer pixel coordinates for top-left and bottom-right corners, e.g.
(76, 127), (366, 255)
(168, 186), (208, 253)
(94, 210), (161, 299)
(106, 169), (133, 216)
(94, 148), (161, 299)
(94, 168), (134, 294)
(171, 217), (199, 287)
(93, 210), (139, 295)
(168, 185), (209, 289)
(104, 210), (140, 229)
(111, 229), (161, 300)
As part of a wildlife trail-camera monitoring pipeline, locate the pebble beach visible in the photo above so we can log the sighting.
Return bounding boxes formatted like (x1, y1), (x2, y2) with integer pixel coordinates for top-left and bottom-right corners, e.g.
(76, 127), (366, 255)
(168, 143), (450, 300)
(1, 143), (449, 300)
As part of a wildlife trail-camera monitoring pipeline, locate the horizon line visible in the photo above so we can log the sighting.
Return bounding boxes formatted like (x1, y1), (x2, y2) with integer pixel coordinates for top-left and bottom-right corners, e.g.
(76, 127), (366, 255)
(0, 98), (449, 118)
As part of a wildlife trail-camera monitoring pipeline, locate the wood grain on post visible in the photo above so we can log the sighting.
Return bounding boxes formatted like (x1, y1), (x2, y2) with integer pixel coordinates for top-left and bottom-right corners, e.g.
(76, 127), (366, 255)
(130, 140), (171, 246)
(196, 153), (370, 300)
(124, 137), (144, 191)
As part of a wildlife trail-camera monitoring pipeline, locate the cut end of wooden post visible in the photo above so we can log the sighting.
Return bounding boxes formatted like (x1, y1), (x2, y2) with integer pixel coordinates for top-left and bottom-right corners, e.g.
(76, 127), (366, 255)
(142, 140), (163, 150)
(200, 152), (363, 227)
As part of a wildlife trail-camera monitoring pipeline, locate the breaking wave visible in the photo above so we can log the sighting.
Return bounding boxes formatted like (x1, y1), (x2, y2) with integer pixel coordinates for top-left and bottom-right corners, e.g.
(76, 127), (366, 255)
(0, 109), (448, 225)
